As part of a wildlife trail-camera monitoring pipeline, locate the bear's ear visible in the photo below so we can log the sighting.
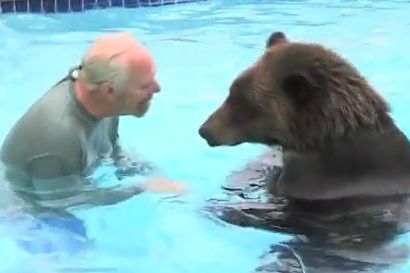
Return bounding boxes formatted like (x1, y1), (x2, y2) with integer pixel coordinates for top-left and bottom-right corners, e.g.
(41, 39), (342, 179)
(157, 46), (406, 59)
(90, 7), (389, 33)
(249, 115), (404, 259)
(266, 32), (288, 48)
(282, 73), (318, 105)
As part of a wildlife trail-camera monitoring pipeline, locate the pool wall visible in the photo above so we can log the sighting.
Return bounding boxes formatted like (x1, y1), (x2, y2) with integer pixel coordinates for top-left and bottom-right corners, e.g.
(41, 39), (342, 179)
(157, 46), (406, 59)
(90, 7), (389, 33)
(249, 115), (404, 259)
(0, 0), (207, 14)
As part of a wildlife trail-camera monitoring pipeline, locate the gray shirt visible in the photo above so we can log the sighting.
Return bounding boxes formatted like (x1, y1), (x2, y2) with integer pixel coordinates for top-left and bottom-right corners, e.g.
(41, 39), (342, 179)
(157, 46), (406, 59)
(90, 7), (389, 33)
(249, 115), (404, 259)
(1, 72), (142, 208)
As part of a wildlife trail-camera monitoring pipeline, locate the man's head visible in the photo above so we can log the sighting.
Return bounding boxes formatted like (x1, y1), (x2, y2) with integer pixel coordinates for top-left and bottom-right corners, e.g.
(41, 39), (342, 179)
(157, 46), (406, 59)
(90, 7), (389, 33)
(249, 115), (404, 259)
(77, 32), (160, 118)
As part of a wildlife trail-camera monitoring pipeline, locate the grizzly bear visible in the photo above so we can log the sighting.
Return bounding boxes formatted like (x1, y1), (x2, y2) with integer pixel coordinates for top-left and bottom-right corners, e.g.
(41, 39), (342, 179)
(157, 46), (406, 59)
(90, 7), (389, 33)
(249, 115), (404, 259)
(199, 31), (410, 201)
(199, 32), (410, 272)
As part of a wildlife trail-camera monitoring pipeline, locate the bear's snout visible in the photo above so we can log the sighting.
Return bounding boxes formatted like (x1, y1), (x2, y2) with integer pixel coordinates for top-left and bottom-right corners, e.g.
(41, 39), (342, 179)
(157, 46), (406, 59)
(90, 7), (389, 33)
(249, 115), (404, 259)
(198, 105), (246, 147)
(198, 124), (218, 147)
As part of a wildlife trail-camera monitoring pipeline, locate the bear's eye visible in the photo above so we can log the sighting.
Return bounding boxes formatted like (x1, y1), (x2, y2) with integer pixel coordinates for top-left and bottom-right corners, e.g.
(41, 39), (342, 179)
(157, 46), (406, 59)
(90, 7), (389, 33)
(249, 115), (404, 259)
(231, 77), (246, 92)
(229, 82), (254, 106)
(231, 69), (255, 94)
(227, 81), (259, 117)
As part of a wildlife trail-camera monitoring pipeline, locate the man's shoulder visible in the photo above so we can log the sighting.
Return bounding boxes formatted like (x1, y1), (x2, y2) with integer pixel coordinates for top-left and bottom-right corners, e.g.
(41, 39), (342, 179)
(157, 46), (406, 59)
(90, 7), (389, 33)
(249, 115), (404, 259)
(34, 80), (72, 116)
(4, 83), (75, 142)
(11, 80), (71, 126)
(1, 125), (84, 177)
(1, 80), (83, 170)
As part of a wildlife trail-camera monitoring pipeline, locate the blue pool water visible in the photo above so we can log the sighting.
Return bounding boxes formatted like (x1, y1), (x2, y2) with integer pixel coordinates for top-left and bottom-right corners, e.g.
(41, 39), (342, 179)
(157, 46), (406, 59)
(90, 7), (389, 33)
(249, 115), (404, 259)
(1, 0), (410, 272)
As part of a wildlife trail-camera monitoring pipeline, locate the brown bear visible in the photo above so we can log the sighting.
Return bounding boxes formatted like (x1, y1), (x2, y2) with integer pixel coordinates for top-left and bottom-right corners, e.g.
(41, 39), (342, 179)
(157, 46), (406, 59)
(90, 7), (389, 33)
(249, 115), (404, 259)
(198, 32), (410, 272)
(199, 31), (410, 201)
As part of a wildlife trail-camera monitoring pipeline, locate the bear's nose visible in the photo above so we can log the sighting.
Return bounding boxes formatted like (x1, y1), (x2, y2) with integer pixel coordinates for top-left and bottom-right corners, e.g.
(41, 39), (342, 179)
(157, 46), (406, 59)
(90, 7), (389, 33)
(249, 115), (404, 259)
(198, 125), (217, 146)
(198, 125), (209, 140)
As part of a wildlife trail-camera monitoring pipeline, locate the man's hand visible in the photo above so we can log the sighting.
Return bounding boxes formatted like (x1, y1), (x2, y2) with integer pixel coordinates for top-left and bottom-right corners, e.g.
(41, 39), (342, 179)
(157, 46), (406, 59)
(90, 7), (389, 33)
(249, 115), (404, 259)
(112, 144), (155, 179)
(84, 177), (188, 207)
(115, 159), (155, 179)
(141, 177), (188, 195)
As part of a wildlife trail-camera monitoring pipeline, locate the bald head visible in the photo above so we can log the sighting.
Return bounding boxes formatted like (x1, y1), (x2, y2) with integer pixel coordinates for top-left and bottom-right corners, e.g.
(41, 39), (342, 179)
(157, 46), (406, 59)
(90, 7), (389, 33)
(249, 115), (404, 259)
(75, 32), (160, 118)
(79, 32), (155, 91)
(84, 32), (154, 69)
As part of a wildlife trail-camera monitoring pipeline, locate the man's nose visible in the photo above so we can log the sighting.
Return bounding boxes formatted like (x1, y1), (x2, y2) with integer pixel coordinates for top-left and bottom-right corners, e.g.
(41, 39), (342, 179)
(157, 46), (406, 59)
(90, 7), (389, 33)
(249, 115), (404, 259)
(153, 81), (160, 93)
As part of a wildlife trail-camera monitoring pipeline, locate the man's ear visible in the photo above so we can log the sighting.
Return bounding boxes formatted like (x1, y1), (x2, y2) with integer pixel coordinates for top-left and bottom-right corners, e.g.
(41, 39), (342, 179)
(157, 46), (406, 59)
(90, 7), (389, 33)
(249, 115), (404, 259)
(266, 32), (288, 48)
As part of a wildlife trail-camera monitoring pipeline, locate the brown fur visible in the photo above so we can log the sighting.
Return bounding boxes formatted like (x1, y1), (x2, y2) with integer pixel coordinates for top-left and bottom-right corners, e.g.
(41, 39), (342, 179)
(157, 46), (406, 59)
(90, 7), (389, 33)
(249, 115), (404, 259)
(200, 32), (410, 272)
(199, 32), (410, 200)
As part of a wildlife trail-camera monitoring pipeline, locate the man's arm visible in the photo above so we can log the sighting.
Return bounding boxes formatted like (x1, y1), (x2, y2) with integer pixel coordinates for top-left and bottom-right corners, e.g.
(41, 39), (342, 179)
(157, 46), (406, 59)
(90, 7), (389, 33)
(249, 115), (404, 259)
(109, 117), (154, 179)
(25, 154), (145, 209)
(24, 154), (187, 209)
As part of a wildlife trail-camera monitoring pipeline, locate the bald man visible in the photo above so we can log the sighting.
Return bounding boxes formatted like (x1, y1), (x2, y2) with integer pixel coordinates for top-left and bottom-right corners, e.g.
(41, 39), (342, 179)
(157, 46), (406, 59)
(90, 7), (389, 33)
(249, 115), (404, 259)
(1, 33), (185, 210)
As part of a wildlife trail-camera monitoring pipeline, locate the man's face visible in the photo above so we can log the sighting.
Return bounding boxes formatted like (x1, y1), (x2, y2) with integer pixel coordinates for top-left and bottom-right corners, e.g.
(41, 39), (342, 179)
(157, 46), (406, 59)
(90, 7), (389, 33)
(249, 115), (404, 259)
(118, 60), (160, 117)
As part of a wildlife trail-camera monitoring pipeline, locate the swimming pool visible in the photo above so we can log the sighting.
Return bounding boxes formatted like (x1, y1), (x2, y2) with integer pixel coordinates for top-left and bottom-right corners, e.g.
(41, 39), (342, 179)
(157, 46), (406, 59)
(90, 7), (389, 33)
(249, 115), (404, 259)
(1, 0), (410, 272)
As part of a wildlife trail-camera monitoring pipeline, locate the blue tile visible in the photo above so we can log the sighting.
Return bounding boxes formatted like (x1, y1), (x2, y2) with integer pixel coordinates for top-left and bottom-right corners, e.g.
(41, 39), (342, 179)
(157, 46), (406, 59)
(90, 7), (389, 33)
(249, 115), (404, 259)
(56, 0), (69, 11)
(148, 0), (161, 6)
(0, 0), (206, 14)
(1, 1), (15, 13)
(124, 0), (138, 8)
(84, 0), (96, 9)
(97, 0), (109, 8)
(70, 0), (83, 11)
(15, 0), (29, 12)
(29, 0), (42, 12)
(139, 0), (150, 7)
(43, 0), (55, 12)
(111, 0), (123, 7)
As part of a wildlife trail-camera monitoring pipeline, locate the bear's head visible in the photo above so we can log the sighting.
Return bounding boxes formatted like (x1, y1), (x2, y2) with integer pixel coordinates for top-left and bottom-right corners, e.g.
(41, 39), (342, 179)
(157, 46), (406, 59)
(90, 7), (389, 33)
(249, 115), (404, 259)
(199, 32), (391, 152)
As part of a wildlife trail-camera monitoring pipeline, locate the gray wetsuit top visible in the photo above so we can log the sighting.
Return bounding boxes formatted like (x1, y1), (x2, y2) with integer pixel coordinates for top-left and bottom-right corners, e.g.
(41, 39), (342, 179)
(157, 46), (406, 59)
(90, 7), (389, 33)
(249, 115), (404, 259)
(1, 70), (122, 207)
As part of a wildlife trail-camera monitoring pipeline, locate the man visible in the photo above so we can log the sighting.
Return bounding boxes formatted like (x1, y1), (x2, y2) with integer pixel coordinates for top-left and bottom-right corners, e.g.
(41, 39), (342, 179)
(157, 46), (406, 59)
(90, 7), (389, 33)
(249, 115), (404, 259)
(1, 32), (186, 210)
